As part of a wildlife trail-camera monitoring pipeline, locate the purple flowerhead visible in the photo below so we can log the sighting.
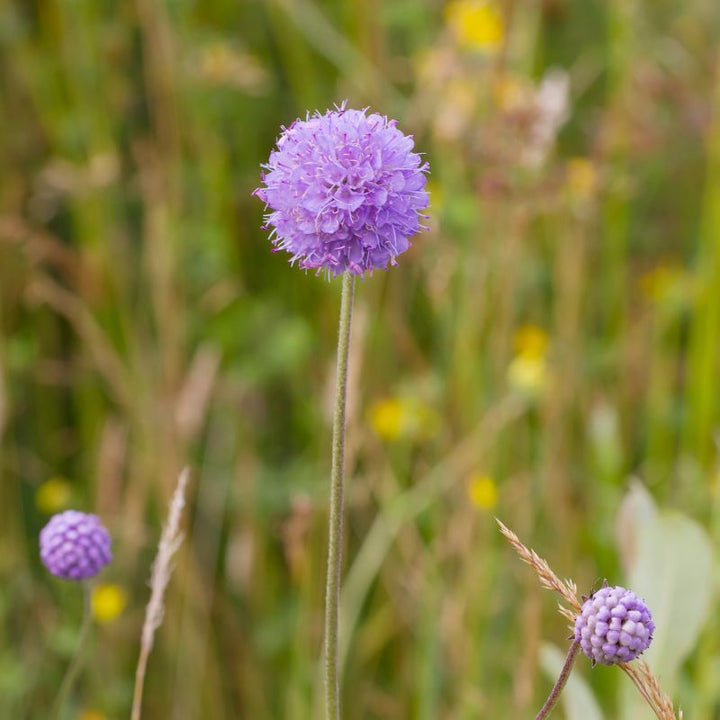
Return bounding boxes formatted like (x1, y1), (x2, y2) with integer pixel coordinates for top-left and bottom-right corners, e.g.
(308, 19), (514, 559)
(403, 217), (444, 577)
(254, 103), (429, 276)
(574, 585), (654, 666)
(40, 510), (112, 581)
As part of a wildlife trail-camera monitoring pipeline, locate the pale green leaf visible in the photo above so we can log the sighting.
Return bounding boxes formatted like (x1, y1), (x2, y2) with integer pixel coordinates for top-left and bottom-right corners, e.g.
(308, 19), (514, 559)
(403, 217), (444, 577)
(628, 511), (715, 687)
(615, 480), (657, 575)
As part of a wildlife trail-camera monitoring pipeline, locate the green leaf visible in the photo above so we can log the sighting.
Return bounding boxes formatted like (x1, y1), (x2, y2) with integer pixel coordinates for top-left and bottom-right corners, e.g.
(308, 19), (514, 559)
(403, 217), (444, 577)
(628, 511), (715, 686)
(615, 481), (657, 575)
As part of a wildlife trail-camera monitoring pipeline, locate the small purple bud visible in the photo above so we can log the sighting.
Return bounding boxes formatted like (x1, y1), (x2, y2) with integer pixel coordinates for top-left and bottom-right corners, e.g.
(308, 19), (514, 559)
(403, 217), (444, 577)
(40, 510), (112, 581)
(574, 585), (654, 666)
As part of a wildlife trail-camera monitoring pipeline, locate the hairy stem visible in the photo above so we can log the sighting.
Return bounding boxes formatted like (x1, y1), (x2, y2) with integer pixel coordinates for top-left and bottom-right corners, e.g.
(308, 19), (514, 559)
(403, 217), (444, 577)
(52, 582), (93, 720)
(535, 638), (581, 720)
(324, 271), (355, 720)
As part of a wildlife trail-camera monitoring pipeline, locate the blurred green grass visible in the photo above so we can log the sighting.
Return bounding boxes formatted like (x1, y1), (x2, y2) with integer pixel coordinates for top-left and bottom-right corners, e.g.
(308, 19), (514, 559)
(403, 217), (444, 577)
(1, 0), (719, 718)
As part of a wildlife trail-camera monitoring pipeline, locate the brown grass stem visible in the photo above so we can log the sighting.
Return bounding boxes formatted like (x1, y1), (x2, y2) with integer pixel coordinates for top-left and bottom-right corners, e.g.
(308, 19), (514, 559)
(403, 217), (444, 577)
(131, 468), (190, 720)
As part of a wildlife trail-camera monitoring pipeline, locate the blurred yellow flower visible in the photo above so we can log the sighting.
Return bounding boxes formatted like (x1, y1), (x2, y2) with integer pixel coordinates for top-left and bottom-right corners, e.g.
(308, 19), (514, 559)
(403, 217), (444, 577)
(79, 711), (107, 720)
(194, 42), (270, 94)
(640, 264), (693, 305)
(426, 180), (444, 212)
(433, 77), (479, 141)
(370, 398), (404, 440)
(35, 477), (72, 514)
(369, 397), (438, 442)
(507, 355), (547, 396)
(467, 475), (498, 510)
(565, 157), (598, 200)
(492, 75), (528, 112)
(91, 584), (128, 624)
(446, 0), (504, 51)
(514, 325), (548, 361)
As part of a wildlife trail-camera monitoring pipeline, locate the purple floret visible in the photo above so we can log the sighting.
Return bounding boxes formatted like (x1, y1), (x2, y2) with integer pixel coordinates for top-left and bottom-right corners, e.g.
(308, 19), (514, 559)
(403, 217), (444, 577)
(40, 510), (112, 581)
(254, 103), (430, 275)
(574, 585), (654, 666)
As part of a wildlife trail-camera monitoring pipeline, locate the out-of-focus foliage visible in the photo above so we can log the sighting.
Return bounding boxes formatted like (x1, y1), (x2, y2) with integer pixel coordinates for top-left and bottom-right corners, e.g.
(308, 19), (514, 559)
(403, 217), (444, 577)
(1, 0), (720, 718)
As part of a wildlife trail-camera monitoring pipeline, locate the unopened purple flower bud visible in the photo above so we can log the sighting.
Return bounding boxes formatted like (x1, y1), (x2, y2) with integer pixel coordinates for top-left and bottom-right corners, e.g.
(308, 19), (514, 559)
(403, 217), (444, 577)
(40, 510), (112, 581)
(574, 585), (654, 666)
(254, 102), (429, 276)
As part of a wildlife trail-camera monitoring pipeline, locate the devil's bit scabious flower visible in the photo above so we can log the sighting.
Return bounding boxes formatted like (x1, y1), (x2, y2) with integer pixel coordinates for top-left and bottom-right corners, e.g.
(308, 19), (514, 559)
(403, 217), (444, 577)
(574, 585), (654, 666)
(40, 510), (112, 581)
(254, 104), (429, 275)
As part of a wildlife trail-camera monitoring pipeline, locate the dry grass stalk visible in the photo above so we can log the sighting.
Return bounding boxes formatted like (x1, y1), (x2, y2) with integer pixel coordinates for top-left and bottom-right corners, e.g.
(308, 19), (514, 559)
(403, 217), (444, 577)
(619, 661), (679, 720)
(496, 519), (581, 616)
(497, 519), (680, 720)
(131, 467), (191, 720)
(175, 344), (221, 442)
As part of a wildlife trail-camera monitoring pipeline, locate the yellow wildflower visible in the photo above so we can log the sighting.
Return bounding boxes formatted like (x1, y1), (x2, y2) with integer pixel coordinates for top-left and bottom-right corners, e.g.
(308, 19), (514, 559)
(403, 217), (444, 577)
(433, 77), (478, 141)
(565, 157), (598, 200)
(195, 42), (270, 94)
(91, 584), (128, 624)
(369, 397), (438, 442)
(467, 475), (498, 510)
(640, 264), (689, 304)
(199, 42), (235, 83)
(507, 355), (547, 397)
(425, 180), (444, 213)
(492, 75), (529, 112)
(369, 398), (404, 441)
(35, 477), (72, 514)
(514, 325), (548, 361)
(79, 711), (107, 720)
(446, 0), (504, 52)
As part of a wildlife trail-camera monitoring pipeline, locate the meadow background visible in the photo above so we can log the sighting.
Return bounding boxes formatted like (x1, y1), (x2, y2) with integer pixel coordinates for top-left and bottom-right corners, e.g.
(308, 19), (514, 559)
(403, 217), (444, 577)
(1, 0), (720, 718)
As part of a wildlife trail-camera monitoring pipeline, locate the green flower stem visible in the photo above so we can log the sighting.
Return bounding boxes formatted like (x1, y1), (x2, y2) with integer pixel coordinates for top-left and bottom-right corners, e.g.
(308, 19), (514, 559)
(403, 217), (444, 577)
(324, 271), (355, 720)
(535, 638), (581, 720)
(52, 581), (93, 720)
